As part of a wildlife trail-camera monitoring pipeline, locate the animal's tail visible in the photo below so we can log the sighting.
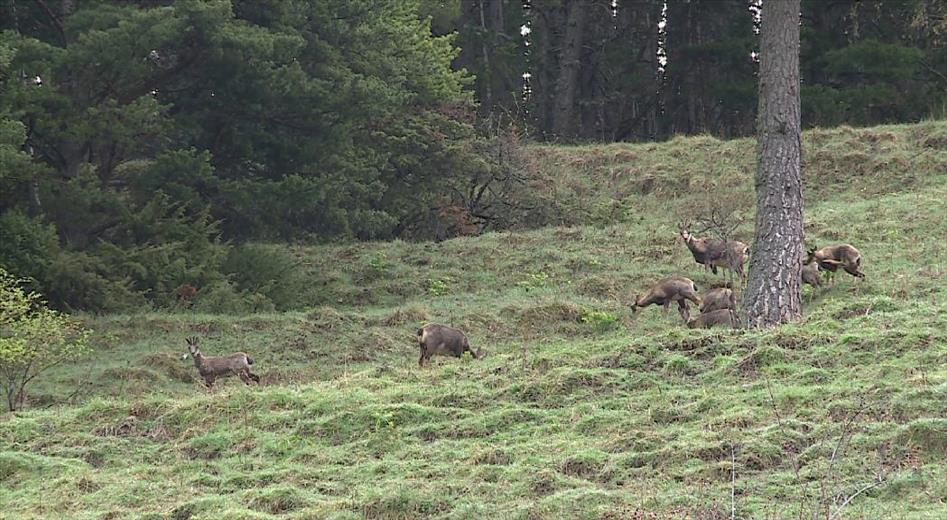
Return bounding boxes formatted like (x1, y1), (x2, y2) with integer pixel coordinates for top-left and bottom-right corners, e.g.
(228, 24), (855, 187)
(246, 355), (254, 365)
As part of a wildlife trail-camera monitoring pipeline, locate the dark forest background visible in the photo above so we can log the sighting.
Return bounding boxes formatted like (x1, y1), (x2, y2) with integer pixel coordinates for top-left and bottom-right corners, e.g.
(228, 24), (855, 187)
(1, 0), (945, 311)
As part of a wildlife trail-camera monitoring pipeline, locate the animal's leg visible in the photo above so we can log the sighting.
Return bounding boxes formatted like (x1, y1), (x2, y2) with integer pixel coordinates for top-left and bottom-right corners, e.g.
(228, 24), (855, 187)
(248, 372), (260, 383)
(204, 376), (215, 389)
(239, 371), (251, 385)
(677, 300), (690, 322)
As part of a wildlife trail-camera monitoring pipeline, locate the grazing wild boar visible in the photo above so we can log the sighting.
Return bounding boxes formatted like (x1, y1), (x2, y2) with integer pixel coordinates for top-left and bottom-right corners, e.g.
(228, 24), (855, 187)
(687, 309), (740, 329)
(183, 337), (260, 388)
(806, 244), (865, 284)
(632, 277), (702, 322)
(700, 286), (736, 313)
(679, 225), (749, 285)
(417, 323), (482, 367)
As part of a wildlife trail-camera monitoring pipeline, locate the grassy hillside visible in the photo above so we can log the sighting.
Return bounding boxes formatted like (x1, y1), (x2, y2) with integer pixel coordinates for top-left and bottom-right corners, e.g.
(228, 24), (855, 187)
(2, 122), (947, 519)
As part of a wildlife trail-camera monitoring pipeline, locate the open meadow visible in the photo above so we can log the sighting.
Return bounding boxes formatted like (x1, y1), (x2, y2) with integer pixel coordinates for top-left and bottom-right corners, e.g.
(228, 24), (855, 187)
(2, 122), (947, 519)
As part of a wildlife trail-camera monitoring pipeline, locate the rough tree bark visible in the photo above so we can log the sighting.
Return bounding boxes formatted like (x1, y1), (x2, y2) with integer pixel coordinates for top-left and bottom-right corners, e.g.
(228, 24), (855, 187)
(551, 0), (587, 138)
(742, 0), (803, 328)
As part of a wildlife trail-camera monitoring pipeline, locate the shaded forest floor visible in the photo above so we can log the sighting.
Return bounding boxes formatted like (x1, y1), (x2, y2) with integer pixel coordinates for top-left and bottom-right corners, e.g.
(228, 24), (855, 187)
(2, 121), (947, 519)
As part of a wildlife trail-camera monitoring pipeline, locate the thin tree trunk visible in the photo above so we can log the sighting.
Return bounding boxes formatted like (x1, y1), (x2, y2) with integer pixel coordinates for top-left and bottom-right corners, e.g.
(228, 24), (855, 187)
(478, 0), (493, 106)
(552, 0), (587, 138)
(743, 0), (803, 328)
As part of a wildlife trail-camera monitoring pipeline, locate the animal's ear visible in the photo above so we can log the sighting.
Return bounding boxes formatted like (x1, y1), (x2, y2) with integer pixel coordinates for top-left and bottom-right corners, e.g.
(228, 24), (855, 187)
(677, 220), (690, 236)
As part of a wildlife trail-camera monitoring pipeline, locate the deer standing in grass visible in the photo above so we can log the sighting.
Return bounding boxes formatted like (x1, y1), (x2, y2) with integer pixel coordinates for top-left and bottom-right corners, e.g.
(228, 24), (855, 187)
(632, 277), (702, 323)
(417, 324), (482, 367)
(679, 223), (749, 285)
(806, 244), (865, 285)
(183, 337), (260, 388)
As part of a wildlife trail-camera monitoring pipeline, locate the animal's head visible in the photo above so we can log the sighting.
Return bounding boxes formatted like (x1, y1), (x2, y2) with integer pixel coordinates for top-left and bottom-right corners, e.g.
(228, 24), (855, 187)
(183, 337), (200, 360)
(805, 246), (818, 263)
(678, 221), (694, 242)
(631, 295), (641, 313)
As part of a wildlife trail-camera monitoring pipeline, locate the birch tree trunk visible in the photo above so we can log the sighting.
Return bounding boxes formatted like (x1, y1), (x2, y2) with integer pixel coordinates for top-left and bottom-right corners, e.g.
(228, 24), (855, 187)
(743, 0), (804, 328)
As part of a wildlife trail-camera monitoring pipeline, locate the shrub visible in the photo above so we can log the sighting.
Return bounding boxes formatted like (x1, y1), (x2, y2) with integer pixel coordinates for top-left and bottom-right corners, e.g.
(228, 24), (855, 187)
(579, 308), (619, 332)
(0, 267), (92, 411)
(222, 244), (308, 310)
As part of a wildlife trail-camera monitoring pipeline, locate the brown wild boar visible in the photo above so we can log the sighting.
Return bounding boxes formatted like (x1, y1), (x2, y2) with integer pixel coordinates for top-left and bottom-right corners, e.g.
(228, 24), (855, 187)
(801, 260), (822, 288)
(806, 244), (865, 283)
(700, 286), (736, 313)
(687, 309), (740, 329)
(632, 277), (701, 322)
(679, 227), (749, 284)
(418, 323), (482, 367)
(183, 337), (260, 388)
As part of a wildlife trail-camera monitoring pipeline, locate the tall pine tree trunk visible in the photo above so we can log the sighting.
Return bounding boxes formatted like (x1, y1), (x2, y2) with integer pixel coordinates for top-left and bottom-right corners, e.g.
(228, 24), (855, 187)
(743, 0), (803, 328)
(552, 0), (587, 138)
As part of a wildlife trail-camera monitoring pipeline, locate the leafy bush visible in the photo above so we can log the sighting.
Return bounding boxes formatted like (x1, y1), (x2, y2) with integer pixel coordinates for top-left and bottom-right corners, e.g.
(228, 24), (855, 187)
(0, 267), (92, 410)
(579, 308), (619, 332)
(428, 278), (452, 297)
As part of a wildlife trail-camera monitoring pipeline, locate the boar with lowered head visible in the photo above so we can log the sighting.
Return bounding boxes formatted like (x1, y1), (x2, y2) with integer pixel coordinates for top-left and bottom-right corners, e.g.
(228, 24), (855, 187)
(417, 323), (482, 367)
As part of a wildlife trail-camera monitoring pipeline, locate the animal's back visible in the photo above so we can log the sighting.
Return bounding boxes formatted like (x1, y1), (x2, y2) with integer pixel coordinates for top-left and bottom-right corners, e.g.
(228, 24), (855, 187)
(700, 287), (734, 312)
(663, 277), (697, 296)
(420, 324), (468, 354)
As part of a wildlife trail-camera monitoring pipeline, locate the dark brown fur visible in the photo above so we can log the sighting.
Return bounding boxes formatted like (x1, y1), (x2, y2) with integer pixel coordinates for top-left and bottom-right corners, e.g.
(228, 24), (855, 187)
(687, 309), (740, 329)
(417, 324), (482, 367)
(184, 337), (260, 388)
(632, 277), (702, 322)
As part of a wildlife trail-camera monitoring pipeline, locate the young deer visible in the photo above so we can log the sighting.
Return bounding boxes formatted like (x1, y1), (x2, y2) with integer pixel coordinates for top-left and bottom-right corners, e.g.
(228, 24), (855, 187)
(632, 277), (702, 323)
(801, 260), (822, 288)
(806, 244), (865, 284)
(417, 324), (482, 367)
(183, 337), (260, 388)
(679, 225), (749, 285)
(700, 286), (736, 313)
(687, 309), (740, 329)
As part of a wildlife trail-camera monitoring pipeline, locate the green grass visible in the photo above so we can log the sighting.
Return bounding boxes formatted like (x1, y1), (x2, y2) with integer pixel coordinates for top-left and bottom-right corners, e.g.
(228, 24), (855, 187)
(2, 121), (947, 518)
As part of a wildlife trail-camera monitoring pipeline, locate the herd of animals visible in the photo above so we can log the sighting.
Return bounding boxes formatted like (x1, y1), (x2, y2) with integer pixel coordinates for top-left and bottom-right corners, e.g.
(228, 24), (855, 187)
(181, 227), (866, 386)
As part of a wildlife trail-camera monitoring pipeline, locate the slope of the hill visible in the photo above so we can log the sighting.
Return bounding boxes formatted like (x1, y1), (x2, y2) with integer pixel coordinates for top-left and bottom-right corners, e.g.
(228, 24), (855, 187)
(1, 122), (946, 519)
